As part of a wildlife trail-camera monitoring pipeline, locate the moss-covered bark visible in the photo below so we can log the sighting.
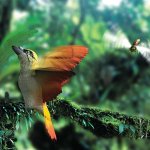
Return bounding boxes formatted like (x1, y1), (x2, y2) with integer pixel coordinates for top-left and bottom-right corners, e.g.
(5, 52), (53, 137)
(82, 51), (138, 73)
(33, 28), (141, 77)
(50, 99), (150, 139)
(0, 97), (150, 147)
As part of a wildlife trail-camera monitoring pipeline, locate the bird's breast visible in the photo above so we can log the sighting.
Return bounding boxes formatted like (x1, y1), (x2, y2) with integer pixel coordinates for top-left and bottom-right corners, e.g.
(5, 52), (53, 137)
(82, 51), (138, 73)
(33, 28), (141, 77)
(18, 74), (43, 111)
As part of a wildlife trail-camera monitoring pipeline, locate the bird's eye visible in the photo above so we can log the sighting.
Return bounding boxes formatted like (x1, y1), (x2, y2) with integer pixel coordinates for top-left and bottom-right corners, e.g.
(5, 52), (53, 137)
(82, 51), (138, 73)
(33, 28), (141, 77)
(23, 50), (30, 55)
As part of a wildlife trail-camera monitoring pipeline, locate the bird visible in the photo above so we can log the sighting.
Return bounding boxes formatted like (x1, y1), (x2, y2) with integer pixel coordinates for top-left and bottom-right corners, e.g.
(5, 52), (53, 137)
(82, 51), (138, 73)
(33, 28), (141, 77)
(12, 45), (88, 140)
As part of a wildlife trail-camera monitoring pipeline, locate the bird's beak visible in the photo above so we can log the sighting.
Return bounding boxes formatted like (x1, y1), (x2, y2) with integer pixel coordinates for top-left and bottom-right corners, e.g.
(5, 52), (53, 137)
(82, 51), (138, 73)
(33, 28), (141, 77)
(12, 45), (22, 55)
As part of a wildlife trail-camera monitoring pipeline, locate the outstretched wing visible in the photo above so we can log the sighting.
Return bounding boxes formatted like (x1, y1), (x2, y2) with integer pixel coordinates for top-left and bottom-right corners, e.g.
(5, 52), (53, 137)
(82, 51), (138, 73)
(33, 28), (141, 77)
(137, 46), (150, 63)
(32, 45), (88, 71)
(33, 45), (88, 101)
(35, 70), (75, 102)
(103, 31), (131, 50)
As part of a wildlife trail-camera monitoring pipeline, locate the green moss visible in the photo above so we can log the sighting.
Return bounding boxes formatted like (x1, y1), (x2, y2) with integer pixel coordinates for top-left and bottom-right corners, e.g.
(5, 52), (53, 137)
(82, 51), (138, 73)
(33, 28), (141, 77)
(1, 98), (150, 149)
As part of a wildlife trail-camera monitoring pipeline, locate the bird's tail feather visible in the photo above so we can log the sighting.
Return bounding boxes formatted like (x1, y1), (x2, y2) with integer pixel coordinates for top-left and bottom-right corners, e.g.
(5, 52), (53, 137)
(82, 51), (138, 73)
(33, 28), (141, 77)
(42, 102), (57, 140)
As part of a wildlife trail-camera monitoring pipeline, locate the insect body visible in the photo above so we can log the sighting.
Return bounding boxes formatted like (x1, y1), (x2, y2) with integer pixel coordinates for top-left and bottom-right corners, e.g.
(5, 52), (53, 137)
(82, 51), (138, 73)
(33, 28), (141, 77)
(129, 39), (140, 52)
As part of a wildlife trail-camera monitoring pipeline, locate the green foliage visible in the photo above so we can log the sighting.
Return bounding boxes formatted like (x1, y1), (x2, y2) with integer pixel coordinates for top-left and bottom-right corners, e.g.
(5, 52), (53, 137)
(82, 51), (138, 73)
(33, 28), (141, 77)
(0, 26), (37, 63)
(1, 0), (150, 149)
(119, 124), (136, 135)
(119, 123), (124, 133)
(0, 27), (38, 81)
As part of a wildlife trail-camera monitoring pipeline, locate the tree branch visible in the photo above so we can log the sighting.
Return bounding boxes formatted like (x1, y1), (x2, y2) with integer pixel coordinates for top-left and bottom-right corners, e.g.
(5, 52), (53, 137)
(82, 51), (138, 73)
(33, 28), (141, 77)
(50, 99), (150, 139)
(1, 98), (150, 141)
(69, 0), (86, 45)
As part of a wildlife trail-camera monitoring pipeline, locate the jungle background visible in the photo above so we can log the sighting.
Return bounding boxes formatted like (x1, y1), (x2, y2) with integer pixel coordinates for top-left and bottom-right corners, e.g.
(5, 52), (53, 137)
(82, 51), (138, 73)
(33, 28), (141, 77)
(0, 0), (150, 149)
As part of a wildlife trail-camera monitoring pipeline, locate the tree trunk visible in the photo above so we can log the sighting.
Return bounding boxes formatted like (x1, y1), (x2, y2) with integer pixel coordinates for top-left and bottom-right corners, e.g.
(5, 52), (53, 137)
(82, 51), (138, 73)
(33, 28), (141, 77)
(0, 0), (13, 43)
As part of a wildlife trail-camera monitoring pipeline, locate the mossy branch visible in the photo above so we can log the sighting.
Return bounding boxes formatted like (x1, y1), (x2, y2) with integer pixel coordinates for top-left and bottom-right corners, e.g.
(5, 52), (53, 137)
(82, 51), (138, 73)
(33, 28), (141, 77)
(0, 97), (150, 143)
(50, 99), (150, 139)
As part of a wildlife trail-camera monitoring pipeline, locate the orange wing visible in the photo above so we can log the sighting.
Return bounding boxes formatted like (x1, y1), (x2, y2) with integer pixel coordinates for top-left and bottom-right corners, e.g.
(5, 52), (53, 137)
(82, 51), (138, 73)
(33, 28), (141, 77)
(32, 45), (88, 71)
(33, 45), (88, 100)
(33, 46), (88, 140)
(35, 70), (75, 102)
(37, 71), (75, 140)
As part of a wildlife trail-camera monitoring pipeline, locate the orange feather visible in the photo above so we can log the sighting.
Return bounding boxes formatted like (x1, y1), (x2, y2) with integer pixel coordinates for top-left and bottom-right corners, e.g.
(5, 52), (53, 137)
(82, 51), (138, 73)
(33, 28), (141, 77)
(33, 45), (88, 140)
(32, 45), (88, 71)
(43, 102), (57, 140)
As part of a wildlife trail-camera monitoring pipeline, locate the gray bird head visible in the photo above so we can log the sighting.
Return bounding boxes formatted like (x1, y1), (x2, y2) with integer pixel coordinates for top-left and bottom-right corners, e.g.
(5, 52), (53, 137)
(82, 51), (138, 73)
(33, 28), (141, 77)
(12, 45), (37, 60)
(12, 45), (37, 70)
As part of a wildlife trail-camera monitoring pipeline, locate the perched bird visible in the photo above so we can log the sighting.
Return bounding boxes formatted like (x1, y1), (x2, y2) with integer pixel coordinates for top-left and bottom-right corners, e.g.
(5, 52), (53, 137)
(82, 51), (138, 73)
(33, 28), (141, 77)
(12, 45), (88, 140)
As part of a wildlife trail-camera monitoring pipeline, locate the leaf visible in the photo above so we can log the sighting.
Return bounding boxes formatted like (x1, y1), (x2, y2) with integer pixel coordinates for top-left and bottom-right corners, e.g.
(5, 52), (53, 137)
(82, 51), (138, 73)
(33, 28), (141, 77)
(0, 131), (5, 136)
(9, 139), (14, 144)
(5, 130), (12, 136)
(130, 125), (136, 134)
(119, 124), (125, 134)
(15, 122), (20, 130)
(124, 124), (129, 129)
(25, 118), (29, 131)
(82, 120), (87, 127)
(28, 117), (33, 128)
(88, 122), (94, 129)
(6, 114), (9, 119)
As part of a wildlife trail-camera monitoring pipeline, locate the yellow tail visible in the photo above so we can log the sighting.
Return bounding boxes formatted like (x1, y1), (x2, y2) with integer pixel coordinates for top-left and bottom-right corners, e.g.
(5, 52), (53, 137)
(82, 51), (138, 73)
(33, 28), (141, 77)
(42, 102), (57, 140)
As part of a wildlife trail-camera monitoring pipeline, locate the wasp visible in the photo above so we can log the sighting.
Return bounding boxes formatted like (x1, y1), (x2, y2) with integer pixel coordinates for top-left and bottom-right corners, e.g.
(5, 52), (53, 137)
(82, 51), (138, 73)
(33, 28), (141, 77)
(129, 39), (140, 52)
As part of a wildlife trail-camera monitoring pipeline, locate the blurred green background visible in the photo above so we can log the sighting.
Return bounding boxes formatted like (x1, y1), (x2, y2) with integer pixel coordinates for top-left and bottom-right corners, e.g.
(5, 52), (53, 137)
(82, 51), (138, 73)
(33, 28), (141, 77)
(0, 0), (150, 149)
